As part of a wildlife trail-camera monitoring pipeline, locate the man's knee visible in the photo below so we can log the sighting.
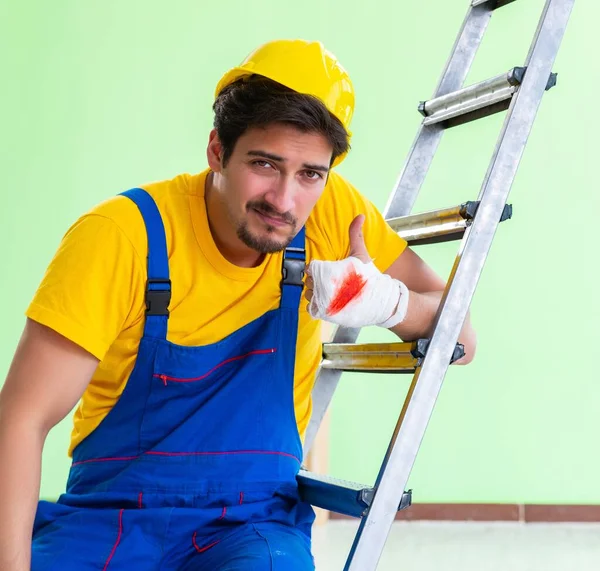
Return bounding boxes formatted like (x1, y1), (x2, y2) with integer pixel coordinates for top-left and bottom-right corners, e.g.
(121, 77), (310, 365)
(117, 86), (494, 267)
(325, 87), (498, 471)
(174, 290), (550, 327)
(195, 523), (314, 571)
(253, 523), (314, 570)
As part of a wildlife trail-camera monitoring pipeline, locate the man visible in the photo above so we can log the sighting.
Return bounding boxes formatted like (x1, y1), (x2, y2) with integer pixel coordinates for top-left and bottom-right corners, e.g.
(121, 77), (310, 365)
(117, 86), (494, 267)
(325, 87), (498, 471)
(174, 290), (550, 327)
(0, 39), (476, 570)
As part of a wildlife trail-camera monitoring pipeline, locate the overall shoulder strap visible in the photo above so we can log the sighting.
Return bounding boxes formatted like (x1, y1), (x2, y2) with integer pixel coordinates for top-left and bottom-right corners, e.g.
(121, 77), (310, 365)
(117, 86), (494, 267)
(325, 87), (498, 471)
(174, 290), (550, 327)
(120, 188), (170, 339)
(280, 227), (306, 310)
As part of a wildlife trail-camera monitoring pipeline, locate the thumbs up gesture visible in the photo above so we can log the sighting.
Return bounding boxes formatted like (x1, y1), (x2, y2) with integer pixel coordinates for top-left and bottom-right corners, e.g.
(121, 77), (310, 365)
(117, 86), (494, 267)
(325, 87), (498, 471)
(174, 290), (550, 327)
(305, 215), (369, 308)
(347, 214), (371, 263)
(305, 215), (409, 329)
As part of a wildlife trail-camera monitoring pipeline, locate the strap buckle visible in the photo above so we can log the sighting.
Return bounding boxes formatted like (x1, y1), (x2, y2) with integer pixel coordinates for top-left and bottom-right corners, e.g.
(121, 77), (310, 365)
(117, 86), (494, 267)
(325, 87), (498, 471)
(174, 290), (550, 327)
(281, 258), (305, 287)
(146, 278), (171, 316)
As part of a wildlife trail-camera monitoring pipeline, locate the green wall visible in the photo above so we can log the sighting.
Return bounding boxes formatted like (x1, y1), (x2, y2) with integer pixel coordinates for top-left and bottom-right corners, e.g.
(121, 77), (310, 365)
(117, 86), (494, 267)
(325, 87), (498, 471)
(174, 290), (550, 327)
(2, 0), (594, 504)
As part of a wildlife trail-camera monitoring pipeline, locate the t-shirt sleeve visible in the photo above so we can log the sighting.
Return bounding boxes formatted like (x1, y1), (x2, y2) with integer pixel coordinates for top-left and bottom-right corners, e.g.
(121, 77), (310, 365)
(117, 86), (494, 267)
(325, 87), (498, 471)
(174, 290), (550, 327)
(310, 172), (408, 273)
(25, 213), (146, 361)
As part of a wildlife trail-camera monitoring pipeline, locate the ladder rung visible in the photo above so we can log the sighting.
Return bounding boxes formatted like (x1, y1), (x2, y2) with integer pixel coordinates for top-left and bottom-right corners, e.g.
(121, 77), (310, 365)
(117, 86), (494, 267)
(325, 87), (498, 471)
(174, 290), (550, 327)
(472, 0), (517, 9)
(322, 339), (465, 373)
(419, 67), (557, 128)
(419, 67), (523, 127)
(387, 201), (513, 246)
(297, 469), (412, 518)
(322, 341), (419, 373)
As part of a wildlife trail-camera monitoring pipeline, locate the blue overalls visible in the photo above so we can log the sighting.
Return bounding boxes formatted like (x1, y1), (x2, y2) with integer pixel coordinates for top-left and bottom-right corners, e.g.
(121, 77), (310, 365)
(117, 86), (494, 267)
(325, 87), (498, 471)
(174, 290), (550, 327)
(31, 188), (316, 570)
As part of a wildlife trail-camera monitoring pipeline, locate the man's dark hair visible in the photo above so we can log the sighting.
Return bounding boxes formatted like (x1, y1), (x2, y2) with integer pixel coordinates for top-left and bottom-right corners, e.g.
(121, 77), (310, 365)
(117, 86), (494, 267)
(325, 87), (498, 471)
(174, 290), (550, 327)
(213, 75), (350, 167)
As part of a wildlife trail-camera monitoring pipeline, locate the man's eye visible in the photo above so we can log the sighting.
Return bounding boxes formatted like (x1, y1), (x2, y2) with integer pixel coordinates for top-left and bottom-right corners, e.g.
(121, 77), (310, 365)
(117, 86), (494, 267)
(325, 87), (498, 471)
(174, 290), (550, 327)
(253, 160), (272, 169)
(304, 170), (322, 180)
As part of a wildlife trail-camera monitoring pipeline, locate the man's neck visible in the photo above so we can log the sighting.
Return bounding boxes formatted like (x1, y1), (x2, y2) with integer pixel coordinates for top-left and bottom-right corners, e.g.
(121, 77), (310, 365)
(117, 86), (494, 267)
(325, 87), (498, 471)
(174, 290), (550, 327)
(204, 172), (265, 268)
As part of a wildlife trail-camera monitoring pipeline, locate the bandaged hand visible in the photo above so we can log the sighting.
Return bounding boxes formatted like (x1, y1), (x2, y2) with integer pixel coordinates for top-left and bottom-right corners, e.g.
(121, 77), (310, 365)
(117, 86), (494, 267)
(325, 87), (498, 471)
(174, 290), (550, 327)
(305, 215), (409, 329)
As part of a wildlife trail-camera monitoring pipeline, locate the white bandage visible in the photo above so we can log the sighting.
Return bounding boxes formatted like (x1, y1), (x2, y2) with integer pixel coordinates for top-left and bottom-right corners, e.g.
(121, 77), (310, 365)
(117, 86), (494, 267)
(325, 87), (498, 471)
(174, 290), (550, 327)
(307, 257), (409, 329)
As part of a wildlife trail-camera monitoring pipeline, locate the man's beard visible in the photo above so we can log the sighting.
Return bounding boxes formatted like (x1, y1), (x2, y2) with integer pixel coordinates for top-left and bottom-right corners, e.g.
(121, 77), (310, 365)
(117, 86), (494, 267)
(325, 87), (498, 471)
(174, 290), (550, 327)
(237, 200), (298, 254)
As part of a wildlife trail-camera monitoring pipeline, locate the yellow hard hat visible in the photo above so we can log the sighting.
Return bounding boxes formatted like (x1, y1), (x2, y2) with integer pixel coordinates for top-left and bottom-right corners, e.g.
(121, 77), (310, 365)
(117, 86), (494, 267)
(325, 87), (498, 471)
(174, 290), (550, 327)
(215, 39), (355, 166)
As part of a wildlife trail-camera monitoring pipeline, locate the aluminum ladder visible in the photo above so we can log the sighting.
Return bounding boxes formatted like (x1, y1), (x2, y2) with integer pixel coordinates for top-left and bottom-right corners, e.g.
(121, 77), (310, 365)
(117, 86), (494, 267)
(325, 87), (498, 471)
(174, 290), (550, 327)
(295, 0), (575, 569)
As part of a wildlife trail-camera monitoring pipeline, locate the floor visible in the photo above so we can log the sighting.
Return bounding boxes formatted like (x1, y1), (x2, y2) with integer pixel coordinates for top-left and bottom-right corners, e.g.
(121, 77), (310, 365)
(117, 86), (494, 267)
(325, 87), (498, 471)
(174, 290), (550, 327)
(312, 520), (600, 570)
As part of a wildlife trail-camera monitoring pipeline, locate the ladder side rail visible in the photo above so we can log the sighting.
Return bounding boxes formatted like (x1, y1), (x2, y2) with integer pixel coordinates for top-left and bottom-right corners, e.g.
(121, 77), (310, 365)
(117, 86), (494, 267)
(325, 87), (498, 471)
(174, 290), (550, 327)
(385, 2), (495, 219)
(344, 2), (575, 569)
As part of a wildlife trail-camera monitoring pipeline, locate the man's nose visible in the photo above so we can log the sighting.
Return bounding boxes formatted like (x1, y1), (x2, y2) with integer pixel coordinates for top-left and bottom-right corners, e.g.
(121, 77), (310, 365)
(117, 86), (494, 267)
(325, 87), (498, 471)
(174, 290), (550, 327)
(264, 176), (295, 215)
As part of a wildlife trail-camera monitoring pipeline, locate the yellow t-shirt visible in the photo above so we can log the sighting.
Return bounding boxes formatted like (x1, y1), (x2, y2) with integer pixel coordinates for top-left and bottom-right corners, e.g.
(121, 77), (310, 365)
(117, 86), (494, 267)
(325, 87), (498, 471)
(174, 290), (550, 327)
(26, 169), (407, 456)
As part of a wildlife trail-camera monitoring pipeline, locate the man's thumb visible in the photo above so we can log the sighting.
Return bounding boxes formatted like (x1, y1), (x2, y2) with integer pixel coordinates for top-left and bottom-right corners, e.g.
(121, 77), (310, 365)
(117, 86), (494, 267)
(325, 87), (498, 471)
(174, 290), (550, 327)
(348, 214), (371, 263)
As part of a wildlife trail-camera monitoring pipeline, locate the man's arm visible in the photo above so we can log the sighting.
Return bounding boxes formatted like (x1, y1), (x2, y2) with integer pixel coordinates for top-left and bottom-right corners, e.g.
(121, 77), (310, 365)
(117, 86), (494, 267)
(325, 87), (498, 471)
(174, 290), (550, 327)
(383, 247), (477, 364)
(0, 319), (98, 571)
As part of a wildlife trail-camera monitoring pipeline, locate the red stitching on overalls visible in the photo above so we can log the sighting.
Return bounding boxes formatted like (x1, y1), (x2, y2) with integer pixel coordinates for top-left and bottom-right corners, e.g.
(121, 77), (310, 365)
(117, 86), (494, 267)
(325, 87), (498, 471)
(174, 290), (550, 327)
(239, 492), (244, 505)
(219, 506), (227, 520)
(138, 493), (143, 509)
(192, 532), (220, 554)
(74, 449), (301, 465)
(153, 348), (277, 383)
(102, 509), (124, 570)
(145, 450), (300, 462)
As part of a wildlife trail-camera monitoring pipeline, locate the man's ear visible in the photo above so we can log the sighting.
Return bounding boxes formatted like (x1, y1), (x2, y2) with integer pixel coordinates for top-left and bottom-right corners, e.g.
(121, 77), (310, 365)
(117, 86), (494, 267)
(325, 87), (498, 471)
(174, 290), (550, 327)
(206, 129), (224, 172)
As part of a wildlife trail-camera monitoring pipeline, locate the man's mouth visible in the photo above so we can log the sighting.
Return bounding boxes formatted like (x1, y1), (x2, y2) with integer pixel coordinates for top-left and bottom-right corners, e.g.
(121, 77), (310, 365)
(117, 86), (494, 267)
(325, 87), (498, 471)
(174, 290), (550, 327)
(252, 207), (291, 228)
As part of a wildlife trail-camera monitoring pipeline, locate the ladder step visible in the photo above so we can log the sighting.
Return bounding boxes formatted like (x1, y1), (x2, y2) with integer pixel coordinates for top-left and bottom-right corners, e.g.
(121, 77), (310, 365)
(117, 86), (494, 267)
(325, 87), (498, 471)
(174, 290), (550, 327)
(419, 67), (556, 128)
(323, 341), (419, 373)
(297, 469), (412, 518)
(472, 0), (517, 9)
(387, 201), (512, 246)
(322, 339), (465, 373)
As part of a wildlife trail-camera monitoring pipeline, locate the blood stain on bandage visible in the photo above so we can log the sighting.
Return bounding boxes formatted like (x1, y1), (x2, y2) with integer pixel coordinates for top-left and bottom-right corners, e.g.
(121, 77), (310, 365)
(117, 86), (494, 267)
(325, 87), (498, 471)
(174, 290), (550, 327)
(327, 268), (367, 316)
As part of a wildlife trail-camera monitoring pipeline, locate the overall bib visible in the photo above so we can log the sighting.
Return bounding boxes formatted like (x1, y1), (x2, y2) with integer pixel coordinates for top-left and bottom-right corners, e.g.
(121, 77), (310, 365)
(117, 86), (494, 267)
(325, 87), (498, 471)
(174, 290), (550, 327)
(31, 188), (315, 570)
